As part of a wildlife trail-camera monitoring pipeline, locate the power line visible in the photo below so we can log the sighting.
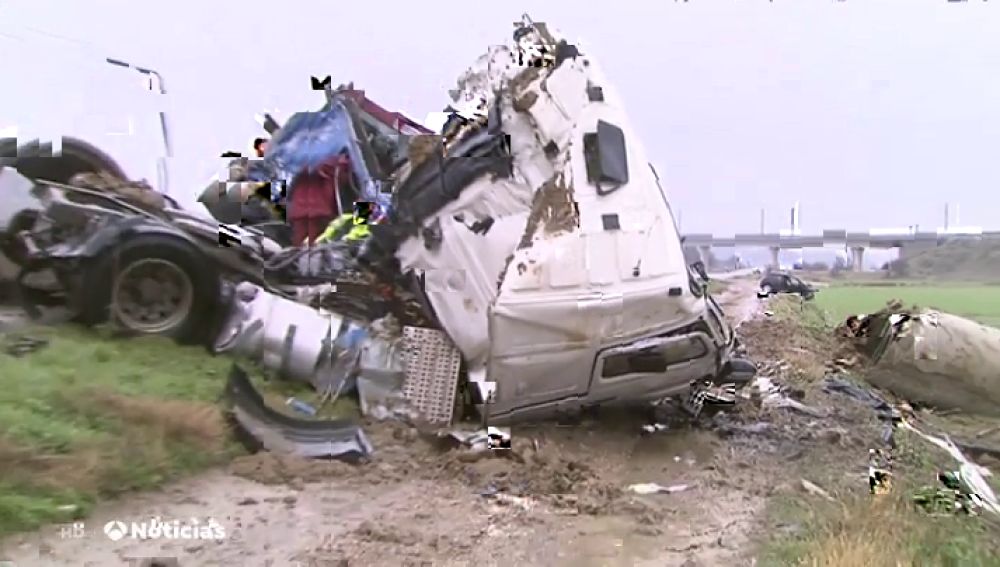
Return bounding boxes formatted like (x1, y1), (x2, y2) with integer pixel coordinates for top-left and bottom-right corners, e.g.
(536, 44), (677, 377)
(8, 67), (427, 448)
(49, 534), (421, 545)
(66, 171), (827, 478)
(0, 23), (95, 48)
(0, 29), (26, 42)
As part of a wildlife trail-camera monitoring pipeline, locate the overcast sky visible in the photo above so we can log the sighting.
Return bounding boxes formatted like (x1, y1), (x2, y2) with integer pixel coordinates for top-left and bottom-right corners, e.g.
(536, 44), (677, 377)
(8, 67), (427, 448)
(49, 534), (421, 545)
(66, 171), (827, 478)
(1, 0), (998, 235)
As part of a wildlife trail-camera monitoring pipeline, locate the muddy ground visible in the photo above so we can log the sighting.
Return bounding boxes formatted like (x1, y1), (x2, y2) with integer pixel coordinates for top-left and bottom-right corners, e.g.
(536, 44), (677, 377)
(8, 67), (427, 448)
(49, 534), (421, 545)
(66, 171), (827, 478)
(0, 278), (889, 566)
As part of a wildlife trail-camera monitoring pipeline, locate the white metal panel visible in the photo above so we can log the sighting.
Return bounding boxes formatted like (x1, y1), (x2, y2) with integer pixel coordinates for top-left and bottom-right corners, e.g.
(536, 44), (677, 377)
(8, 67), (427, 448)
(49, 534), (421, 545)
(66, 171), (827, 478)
(397, 213), (526, 367)
(585, 231), (617, 285)
(548, 236), (587, 288)
(544, 61), (589, 125)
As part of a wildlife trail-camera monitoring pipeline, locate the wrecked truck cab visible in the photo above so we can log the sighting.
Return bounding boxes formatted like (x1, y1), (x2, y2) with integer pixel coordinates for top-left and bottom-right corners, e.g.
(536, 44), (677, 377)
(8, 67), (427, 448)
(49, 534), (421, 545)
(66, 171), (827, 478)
(2, 169), (283, 344)
(4, 18), (752, 431)
(381, 17), (751, 424)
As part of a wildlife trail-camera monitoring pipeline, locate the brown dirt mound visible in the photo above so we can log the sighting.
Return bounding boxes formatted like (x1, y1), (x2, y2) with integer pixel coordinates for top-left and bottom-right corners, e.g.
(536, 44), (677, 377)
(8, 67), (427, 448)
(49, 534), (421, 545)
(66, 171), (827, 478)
(82, 392), (228, 451)
(740, 316), (835, 383)
(228, 452), (357, 487)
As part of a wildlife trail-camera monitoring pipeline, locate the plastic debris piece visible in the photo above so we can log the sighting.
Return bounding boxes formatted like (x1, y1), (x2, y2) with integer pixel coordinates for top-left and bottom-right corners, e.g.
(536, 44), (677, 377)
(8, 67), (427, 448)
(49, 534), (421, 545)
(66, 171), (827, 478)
(800, 479), (836, 502)
(869, 448), (893, 495)
(627, 483), (691, 495)
(899, 421), (1000, 516)
(641, 423), (669, 435)
(286, 397), (317, 416)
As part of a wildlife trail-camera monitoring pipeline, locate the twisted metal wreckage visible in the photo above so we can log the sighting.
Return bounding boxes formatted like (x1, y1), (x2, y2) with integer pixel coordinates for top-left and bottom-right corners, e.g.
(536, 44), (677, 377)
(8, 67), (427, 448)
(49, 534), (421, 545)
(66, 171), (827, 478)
(0, 16), (755, 460)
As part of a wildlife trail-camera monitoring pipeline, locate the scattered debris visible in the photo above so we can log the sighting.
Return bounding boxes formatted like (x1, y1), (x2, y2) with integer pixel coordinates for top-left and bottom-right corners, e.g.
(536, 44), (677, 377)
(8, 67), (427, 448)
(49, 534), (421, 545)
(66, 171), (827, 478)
(712, 417), (773, 437)
(627, 483), (692, 495)
(444, 426), (512, 453)
(754, 376), (826, 418)
(898, 420), (1000, 516)
(224, 364), (373, 460)
(800, 479), (836, 502)
(823, 374), (902, 445)
(868, 448), (893, 495)
(285, 397), (317, 416)
(914, 470), (989, 516)
(2, 334), (48, 357)
(641, 423), (670, 435)
(483, 492), (535, 511)
(974, 425), (1000, 439)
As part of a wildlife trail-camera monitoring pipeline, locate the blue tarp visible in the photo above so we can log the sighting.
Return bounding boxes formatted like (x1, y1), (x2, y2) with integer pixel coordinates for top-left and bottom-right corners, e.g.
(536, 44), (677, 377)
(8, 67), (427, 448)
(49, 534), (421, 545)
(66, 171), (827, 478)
(263, 101), (386, 208)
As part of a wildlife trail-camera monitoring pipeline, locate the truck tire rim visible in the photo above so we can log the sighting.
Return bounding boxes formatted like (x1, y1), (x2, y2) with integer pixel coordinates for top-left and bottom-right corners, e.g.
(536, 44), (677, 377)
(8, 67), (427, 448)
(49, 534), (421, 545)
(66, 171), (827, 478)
(111, 258), (194, 333)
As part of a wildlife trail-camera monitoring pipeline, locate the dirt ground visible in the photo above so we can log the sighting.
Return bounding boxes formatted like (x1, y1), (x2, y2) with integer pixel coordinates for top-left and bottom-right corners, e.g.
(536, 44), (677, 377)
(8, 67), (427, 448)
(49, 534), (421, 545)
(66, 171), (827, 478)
(0, 278), (888, 567)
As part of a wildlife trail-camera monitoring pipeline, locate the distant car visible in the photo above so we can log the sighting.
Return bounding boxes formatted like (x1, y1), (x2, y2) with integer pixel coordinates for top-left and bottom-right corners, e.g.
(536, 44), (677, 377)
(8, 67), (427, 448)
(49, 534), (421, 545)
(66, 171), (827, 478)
(757, 272), (816, 300)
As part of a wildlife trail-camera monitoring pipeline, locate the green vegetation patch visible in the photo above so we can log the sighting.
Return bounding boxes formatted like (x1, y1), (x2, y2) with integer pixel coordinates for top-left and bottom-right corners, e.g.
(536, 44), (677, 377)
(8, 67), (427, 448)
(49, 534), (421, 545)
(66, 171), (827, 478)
(815, 284), (1000, 328)
(0, 324), (272, 536)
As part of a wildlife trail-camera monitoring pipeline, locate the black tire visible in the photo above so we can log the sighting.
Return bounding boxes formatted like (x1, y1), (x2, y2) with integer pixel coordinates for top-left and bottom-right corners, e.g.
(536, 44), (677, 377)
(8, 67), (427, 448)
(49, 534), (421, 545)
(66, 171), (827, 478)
(72, 234), (221, 345)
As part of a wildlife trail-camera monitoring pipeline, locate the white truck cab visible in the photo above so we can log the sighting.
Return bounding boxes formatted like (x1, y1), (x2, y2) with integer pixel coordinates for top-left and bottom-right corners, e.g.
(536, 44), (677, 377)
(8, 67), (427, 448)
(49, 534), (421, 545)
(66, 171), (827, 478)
(0, 35), (171, 195)
(391, 16), (748, 424)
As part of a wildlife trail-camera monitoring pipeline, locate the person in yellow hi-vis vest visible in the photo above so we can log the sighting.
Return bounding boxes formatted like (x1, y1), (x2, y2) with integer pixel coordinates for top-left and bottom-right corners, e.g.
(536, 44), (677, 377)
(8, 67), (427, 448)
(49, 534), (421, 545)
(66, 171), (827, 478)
(315, 210), (371, 244)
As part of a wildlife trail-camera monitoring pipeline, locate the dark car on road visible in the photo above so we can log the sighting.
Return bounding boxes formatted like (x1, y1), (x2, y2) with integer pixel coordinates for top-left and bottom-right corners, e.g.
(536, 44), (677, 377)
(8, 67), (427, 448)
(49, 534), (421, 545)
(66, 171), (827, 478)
(757, 271), (817, 300)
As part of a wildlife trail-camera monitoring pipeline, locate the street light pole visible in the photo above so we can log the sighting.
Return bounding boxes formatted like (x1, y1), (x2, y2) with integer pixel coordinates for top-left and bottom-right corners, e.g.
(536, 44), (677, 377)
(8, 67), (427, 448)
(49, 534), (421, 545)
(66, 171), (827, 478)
(106, 57), (172, 196)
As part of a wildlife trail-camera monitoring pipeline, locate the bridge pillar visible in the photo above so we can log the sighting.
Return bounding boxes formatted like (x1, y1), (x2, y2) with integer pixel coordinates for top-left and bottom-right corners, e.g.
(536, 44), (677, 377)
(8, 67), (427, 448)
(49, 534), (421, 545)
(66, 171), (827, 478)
(697, 245), (711, 265)
(769, 246), (780, 269)
(851, 246), (866, 272)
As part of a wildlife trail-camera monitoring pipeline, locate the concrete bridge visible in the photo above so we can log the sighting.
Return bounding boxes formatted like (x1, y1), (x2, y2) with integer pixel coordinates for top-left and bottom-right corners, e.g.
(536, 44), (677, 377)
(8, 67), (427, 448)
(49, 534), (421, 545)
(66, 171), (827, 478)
(682, 229), (1000, 271)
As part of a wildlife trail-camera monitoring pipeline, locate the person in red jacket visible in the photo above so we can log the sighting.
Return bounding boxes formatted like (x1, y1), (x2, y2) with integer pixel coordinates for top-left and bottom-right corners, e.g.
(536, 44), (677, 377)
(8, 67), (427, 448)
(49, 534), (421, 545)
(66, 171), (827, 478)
(288, 154), (350, 246)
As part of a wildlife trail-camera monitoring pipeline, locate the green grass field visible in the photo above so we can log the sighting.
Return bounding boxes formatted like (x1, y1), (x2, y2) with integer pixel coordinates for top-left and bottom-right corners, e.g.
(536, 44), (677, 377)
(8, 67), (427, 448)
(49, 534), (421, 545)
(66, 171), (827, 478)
(814, 283), (1000, 328)
(0, 323), (354, 537)
(0, 325), (251, 536)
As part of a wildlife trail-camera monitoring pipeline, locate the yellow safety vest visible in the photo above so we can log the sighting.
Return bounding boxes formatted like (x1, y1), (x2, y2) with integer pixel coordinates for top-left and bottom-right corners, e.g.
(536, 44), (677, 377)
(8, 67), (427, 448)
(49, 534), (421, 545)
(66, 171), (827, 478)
(316, 213), (371, 244)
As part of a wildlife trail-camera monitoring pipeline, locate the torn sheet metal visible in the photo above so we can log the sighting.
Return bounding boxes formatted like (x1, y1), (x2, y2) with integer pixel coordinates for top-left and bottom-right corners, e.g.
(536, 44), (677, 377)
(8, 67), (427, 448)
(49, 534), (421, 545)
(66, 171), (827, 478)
(899, 420), (1000, 516)
(841, 305), (1000, 416)
(224, 364), (373, 460)
(753, 376), (826, 417)
(396, 211), (528, 368)
(445, 426), (512, 452)
(356, 330), (410, 420)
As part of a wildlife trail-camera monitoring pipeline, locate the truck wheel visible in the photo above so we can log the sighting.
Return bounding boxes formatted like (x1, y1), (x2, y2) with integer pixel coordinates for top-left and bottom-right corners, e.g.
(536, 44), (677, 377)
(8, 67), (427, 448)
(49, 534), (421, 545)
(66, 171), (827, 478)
(74, 235), (220, 344)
